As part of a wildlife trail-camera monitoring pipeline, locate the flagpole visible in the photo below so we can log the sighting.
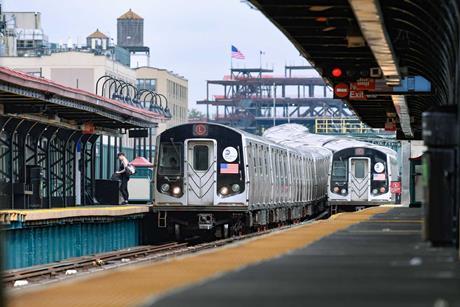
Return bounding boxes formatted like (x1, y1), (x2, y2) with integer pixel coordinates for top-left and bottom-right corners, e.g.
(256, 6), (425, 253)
(259, 50), (262, 70)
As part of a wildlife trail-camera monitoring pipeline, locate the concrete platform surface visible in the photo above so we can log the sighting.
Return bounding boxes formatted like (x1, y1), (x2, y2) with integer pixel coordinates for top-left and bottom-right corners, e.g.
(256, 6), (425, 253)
(151, 208), (460, 307)
(0, 205), (150, 223)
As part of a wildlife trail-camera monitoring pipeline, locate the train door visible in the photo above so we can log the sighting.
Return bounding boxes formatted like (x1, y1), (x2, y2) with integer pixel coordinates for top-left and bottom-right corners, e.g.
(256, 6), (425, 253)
(349, 158), (370, 201)
(185, 140), (216, 206)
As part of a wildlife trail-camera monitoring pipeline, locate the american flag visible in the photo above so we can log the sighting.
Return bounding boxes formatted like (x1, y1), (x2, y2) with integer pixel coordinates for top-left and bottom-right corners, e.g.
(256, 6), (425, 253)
(220, 163), (239, 174)
(373, 173), (386, 181)
(231, 45), (245, 59)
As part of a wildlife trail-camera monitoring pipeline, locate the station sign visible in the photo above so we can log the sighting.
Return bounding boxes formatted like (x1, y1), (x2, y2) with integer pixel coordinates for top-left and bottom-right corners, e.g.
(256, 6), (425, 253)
(334, 83), (349, 98)
(129, 129), (149, 138)
(348, 78), (373, 100)
(351, 78), (375, 91)
(349, 90), (366, 100)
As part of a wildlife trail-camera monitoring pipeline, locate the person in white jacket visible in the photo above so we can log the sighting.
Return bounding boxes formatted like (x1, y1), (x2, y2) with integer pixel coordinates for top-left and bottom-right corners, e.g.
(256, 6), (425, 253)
(116, 152), (130, 204)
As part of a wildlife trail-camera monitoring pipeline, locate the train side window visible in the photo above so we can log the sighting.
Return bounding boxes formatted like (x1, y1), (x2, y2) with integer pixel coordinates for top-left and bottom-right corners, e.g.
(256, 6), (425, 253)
(253, 144), (256, 175)
(193, 145), (209, 171)
(275, 150), (280, 200)
(260, 146), (265, 176)
(264, 147), (269, 177)
(280, 152), (285, 190)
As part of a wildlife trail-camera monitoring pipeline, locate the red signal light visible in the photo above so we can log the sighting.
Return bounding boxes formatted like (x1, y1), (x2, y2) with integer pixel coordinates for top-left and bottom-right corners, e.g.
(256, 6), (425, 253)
(331, 68), (343, 78)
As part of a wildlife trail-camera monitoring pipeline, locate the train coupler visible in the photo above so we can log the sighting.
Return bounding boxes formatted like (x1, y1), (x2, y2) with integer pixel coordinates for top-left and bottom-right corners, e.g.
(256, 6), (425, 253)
(198, 213), (214, 230)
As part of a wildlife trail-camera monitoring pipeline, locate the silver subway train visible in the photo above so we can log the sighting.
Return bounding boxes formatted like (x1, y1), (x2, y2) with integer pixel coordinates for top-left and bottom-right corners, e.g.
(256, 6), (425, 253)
(264, 124), (399, 210)
(153, 123), (330, 238)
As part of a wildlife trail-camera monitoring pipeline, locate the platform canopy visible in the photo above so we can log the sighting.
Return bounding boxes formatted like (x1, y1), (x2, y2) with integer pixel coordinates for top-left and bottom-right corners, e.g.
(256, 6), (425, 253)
(0, 67), (165, 134)
(249, 0), (460, 139)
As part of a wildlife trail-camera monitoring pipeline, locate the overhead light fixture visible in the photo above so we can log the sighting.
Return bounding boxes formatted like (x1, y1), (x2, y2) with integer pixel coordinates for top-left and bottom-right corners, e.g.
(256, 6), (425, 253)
(346, 36), (366, 48)
(322, 26), (336, 32)
(349, 0), (401, 86)
(309, 6), (333, 12)
(391, 95), (413, 138)
(316, 17), (328, 22)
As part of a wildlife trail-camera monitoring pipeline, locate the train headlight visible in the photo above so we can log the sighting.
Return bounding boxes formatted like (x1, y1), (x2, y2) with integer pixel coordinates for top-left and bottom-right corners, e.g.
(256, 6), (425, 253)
(333, 186), (340, 193)
(220, 186), (229, 195)
(372, 189), (378, 195)
(160, 183), (170, 193)
(172, 186), (181, 195)
(341, 189), (347, 195)
(231, 184), (240, 192)
(379, 187), (386, 193)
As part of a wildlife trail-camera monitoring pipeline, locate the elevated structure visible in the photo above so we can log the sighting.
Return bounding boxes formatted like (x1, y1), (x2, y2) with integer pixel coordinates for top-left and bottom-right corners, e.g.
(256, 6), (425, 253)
(199, 66), (359, 134)
(247, 1), (458, 140)
(248, 0), (460, 254)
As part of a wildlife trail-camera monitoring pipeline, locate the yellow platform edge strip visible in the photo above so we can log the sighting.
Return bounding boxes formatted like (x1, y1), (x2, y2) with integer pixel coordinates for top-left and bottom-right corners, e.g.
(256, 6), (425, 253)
(0, 205), (150, 222)
(8, 206), (391, 307)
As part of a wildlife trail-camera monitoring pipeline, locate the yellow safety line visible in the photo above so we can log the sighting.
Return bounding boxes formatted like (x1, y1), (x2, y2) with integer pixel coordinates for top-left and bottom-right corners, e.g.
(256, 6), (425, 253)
(8, 206), (391, 307)
(0, 205), (148, 214)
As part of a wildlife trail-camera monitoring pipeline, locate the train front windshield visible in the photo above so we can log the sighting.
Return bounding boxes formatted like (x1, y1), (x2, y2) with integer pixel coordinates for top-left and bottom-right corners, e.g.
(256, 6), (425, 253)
(331, 160), (347, 181)
(158, 143), (183, 175)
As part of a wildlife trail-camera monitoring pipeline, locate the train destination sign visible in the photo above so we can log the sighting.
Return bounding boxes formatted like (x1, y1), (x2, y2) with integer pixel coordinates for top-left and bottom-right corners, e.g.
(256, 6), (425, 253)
(193, 124), (208, 136)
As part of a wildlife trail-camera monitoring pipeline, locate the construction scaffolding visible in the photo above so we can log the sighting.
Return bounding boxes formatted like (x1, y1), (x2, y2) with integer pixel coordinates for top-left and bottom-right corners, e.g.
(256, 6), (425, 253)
(197, 66), (355, 134)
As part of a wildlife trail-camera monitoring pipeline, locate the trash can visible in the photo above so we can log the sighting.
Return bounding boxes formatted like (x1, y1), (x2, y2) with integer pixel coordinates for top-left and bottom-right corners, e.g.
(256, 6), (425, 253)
(422, 106), (458, 246)
(128, 157), (154, 203)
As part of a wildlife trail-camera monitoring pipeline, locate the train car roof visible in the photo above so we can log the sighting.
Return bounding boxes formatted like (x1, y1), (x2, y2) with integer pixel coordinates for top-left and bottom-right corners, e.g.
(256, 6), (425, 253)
(162, 122), (330, 158)
(263, 124), (397, 158)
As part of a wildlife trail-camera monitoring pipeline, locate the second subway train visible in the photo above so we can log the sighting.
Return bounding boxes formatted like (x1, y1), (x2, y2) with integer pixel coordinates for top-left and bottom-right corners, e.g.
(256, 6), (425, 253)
(264, 124), (399, 210)
(153, 122), (398, 237)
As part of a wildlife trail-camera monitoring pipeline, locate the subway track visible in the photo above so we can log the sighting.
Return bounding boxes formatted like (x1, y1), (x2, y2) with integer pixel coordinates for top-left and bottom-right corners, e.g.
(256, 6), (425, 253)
(3, 242), (187, 286)
(5, 210), (330, 288)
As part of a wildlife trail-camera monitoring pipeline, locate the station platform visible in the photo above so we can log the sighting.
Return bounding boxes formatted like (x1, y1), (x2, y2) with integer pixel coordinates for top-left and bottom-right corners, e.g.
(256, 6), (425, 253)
(2, 205), (151, 270)
(152, 207), (460, 307)
(0, 205), (150, 225)
(11, 205), (458, 307)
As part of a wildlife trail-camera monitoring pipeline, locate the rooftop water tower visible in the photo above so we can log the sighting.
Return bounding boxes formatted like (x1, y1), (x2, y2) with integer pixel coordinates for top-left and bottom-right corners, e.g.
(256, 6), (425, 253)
(116, 9), (150, 68)
(117, 9), (143, 48)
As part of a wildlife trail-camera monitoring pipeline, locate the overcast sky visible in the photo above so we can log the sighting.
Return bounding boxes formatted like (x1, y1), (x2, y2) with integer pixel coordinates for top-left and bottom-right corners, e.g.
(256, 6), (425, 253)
(5, 0), (318, 112)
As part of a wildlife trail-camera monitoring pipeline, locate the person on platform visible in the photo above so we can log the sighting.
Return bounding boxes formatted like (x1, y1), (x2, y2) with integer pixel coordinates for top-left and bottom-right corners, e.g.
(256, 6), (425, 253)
(116, 152), (130, 205)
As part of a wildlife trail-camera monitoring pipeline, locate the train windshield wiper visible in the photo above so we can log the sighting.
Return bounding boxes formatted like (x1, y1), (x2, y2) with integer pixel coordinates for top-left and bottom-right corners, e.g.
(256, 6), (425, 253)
(169, 137), (180, 157)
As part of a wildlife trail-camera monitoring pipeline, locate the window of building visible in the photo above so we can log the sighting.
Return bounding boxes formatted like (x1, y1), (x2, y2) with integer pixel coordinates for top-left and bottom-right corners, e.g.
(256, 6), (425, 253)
(136, 79), (156, 91)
